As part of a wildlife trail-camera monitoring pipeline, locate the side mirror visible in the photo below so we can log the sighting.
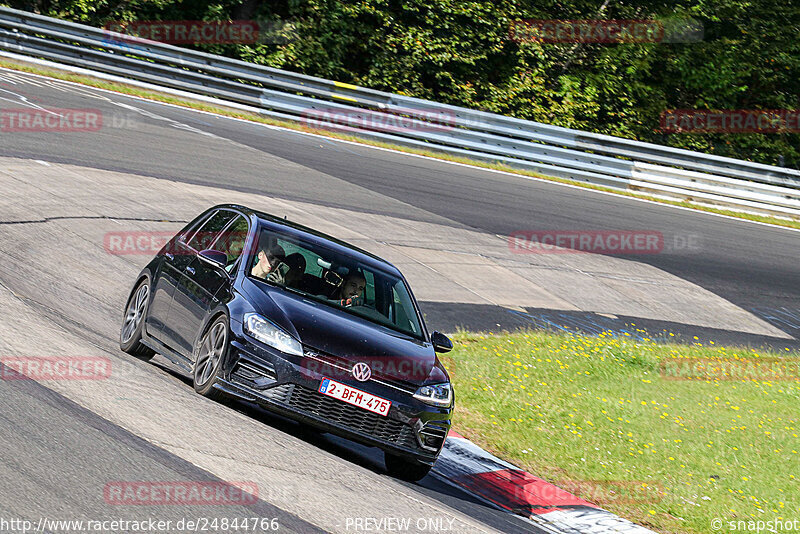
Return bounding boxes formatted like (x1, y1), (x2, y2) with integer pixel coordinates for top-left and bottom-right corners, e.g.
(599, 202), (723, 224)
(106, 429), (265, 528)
(431, 331), (453, 353)
(198, 249), (228, 269)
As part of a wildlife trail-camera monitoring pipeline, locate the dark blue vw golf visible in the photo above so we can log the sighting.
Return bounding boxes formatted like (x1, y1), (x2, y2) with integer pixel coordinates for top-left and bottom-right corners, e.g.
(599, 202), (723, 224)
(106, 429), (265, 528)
(120, 204), (454, 481)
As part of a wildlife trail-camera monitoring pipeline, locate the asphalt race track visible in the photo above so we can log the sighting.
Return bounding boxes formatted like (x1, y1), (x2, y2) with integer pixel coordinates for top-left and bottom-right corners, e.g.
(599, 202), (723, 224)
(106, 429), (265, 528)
(1, 67), (798, 346)
(0, 155), (542, 534)
(0, 66), (798, 533)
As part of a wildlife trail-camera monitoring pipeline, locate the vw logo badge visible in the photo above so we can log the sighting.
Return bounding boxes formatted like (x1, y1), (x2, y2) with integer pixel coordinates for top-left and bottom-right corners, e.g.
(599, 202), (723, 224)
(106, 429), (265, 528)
(352, 362), (371, 382)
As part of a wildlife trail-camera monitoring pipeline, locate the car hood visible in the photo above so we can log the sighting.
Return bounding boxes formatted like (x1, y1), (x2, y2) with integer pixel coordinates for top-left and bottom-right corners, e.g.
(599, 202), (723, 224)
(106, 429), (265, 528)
(241, 279), (448, 386)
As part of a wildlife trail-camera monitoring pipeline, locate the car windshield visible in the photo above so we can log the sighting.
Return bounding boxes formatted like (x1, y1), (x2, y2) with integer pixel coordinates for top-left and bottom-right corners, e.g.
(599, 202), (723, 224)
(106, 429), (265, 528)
(248, 224), (424, 339)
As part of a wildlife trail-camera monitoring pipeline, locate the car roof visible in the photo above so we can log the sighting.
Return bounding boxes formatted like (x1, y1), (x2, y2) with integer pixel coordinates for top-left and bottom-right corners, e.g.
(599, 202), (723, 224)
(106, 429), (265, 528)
(216, 204), (403, 276)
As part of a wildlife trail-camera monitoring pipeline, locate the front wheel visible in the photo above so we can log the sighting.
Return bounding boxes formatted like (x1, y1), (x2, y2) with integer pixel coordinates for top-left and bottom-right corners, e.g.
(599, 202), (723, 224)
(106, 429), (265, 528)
(120, 280), (155, 360)
(384, 452), (432, 482)
(193, 316), (229, 401)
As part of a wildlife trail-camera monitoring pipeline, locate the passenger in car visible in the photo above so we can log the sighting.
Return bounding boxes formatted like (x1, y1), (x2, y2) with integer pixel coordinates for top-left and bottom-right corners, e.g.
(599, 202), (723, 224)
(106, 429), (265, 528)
(334, 271), (366, 307)
(267, 252), (306, 289)
(251, 244), (285, 279)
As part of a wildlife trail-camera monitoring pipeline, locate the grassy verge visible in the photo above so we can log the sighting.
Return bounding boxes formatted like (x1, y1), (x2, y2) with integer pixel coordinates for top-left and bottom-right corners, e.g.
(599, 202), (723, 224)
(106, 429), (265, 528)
(1, 57), (798, 231)
(440, 331), (799, 534)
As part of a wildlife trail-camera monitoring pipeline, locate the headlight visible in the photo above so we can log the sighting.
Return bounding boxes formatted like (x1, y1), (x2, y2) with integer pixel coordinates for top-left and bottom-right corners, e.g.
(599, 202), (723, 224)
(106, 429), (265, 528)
(413, 382), (452, 407)
(243, 313), (303, 356)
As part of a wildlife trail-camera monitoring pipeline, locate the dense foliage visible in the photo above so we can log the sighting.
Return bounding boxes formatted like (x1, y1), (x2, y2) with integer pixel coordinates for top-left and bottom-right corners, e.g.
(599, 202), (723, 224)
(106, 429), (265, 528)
(5, 0), (799, 167)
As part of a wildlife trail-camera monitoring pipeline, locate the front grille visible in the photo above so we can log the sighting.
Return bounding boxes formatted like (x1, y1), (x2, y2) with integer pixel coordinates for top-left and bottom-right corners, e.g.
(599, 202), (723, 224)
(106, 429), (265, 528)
(396, 424), (418, 449)
(287, 385), (413, 446)
(303, 348), (417, 394)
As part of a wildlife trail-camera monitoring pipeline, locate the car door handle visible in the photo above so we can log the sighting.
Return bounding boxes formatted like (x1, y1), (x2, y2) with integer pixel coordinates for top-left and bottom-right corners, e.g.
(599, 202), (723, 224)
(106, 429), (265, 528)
(186, 266), (196, 275)
(164, 252), (174, 260)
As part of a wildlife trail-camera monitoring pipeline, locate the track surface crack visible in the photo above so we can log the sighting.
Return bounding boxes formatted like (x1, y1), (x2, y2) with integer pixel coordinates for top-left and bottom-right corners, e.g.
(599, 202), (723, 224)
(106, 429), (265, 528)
(0, 215), (187, 225)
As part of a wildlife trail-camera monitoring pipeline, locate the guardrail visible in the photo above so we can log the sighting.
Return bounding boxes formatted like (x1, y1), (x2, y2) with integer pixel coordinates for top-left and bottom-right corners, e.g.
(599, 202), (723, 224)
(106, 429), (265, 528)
(1, 6), (799, 218)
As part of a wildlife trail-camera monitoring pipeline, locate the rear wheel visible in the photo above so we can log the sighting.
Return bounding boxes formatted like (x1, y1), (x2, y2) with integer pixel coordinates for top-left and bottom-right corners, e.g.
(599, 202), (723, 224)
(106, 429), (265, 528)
(384, 452), (432, 482)
(193, 316), (229, 401)
(120, 280), (155, 360)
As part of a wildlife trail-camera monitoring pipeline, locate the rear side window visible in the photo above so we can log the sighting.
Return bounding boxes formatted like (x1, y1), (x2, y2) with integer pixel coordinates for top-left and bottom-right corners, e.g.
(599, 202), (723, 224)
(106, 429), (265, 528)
(185, 210), (237, 251)
(213, 215), (250, 271)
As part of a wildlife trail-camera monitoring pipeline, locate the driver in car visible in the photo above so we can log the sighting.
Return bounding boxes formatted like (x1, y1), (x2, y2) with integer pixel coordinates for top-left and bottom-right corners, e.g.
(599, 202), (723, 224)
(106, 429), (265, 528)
(335, 271), (366, 307)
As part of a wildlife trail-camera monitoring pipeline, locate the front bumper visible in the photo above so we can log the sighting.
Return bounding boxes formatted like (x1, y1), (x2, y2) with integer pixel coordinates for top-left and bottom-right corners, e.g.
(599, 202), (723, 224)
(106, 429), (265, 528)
(219, 322), (452, 464)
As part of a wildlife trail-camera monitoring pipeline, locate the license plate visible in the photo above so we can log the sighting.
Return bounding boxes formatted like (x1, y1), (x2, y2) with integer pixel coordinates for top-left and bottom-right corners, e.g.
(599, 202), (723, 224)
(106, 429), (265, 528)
(318, 377), (391, 417)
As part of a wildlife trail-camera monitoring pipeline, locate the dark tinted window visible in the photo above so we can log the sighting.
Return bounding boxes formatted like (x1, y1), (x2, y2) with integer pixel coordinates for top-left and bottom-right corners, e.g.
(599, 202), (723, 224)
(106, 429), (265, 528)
(212, 215), (250, 272)
(185, 210), (237, 251)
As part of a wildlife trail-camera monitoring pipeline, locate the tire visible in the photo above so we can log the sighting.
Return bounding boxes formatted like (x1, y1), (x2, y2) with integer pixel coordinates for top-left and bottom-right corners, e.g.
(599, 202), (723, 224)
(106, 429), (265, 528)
(192, 315), (229, 401)
(384, 452), (432, 482)
(120, 280), (156, 360)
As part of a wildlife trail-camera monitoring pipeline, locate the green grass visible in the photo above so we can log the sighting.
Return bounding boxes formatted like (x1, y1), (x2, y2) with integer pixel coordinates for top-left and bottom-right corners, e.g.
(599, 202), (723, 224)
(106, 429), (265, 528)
(441, 331), (800, 534)
(1, 57), (799, 231)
